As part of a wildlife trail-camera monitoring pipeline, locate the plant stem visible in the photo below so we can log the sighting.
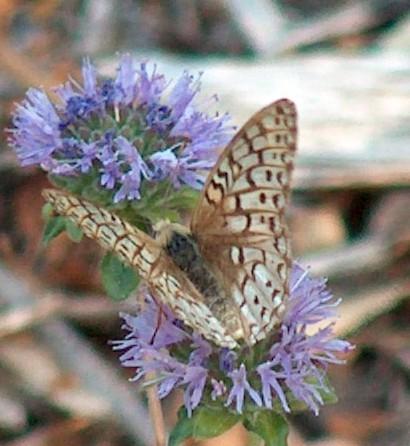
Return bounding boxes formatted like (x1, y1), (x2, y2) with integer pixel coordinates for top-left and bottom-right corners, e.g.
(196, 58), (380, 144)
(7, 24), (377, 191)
(146, 377), (167, 446)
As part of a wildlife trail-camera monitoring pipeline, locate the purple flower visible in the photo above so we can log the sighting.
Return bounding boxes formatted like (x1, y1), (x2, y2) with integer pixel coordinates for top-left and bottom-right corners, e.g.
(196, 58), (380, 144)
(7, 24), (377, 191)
(149, 149), (214, 190)
(137, 62), (167, 106)
(189, 335), (212, 366)
(82, 57), (98, 97)
(257, 361), (289, 412)
(168, 71), (201, 122)
(183, 366), (208, 416)
(226, 364), (262, 413)
(113, 136), (151, 202)
(211, 379), (226, 400)
(10, 55), (233, 203)
(98, 144), (121, 190)
(114, 54), (137, 106)
(10, 89), (62, 166)
(114, 263), (354, 417)
(219, 348), (237, 373)
(78, 142), (98, 173)
(119, 293), (188, 349)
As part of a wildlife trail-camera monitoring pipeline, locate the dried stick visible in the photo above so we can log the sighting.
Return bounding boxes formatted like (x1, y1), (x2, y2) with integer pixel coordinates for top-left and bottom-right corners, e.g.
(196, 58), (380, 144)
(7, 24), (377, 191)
(139, 289), (167, 446)
(146, 384), (167, 446)
(0, 295), (61, 339)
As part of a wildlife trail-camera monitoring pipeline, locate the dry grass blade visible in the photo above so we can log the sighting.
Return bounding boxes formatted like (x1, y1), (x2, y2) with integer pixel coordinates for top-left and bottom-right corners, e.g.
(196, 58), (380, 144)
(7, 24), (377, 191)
(0, 296), (61, 339)
(333, 280), (410, 337)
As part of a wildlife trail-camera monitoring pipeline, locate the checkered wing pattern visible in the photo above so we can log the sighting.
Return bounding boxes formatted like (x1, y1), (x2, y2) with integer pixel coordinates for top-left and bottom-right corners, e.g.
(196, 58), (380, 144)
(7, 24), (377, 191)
(191, 99), (297, 344)
(42, 189), (238, 347)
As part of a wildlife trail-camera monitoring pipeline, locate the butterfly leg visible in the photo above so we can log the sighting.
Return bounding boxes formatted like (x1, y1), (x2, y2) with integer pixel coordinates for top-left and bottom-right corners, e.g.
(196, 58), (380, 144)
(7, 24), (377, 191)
(149, 296), (165, 345)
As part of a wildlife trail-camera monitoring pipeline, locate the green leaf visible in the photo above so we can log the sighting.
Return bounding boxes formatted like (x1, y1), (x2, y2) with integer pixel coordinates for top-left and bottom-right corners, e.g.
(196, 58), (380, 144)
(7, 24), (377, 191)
(193, 406), (241, 440)
(41, 202), (54, 221)
(168, 406), (240, 446)
(248, 431), (265, 446)
(100, 252), (139, 301)
(168, 409), (194, 446)
(166, 187), (199, 210)
(42, 216), (66, 246)
(65, 220), (83, 243)
(49, 171), (96, 194)
(315, 376), (338, 405)
(322, 388), (338, 405)
(243, 410), (289, 446)
(140, 206), (180, 224)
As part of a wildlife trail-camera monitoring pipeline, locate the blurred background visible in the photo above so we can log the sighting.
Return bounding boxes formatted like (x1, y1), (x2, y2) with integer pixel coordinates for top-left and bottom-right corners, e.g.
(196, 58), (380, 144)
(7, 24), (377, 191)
(0, 1), (410, 445)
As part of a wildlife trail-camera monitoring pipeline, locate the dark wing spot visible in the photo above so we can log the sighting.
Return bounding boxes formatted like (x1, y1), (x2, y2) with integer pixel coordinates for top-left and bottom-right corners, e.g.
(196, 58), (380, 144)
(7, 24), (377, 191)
(240, 275), (248, 291)
(238, 248), (245, 264)
(272, 194), (281, 208)
(259, 192), (267, 204)
(217, 168), (229, 188)
(251, 262), (258, 279)
(272, 289), (280, 299)
(235, 195), (242, 211)
(246, 169), (256, 187)
(245, 214), (252, 230)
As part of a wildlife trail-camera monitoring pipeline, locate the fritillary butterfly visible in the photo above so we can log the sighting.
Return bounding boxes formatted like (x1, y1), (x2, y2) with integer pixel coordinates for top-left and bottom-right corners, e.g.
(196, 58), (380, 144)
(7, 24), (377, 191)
(43, 99), (297, 348)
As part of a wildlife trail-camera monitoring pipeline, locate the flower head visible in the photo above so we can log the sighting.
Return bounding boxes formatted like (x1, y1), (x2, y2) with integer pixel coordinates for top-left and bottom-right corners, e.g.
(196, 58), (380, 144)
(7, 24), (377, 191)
(113, 263), (354, 417)
(9, 55), (233, 206)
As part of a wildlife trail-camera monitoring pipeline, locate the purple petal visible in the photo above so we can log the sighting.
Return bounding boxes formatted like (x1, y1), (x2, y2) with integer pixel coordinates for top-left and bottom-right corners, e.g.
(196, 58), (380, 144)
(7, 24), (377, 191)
(10, 88), (62, 166)
(226, 364), (261, 414)
(257, 362), (290, 412)
(168, 71), (201, 122)
(82, 57), (98, 97)
(137, 62), (167, 106)
(183, 366), (207, 416)
(115, 54), (137, 105)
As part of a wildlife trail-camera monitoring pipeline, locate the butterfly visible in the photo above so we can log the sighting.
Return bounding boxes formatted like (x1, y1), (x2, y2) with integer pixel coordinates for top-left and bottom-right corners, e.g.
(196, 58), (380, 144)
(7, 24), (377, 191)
(43, 99), (297, 348)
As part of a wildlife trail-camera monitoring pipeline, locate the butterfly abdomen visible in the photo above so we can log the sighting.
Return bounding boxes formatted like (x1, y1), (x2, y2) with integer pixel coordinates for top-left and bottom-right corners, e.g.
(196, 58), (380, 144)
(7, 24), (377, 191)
(164, 230), (243, 338)
(165, 231), (220, 298)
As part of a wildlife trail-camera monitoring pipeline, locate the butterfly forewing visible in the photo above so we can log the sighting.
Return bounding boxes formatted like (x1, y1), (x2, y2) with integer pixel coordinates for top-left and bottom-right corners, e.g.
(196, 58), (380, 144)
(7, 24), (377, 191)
(42, 189), (238, 348)
(191, 99), (297, 344)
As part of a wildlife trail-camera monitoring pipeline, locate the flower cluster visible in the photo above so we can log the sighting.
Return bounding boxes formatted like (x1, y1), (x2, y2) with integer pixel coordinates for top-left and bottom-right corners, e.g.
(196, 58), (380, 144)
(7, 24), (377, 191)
(113, 263), (353, 416)
(9, 55), (233, 203)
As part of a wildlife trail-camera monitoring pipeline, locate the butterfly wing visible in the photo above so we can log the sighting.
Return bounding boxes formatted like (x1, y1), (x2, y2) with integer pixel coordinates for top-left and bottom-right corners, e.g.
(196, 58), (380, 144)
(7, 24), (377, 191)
(191, 99), (297, 344)
(42, 189), (238, 347)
